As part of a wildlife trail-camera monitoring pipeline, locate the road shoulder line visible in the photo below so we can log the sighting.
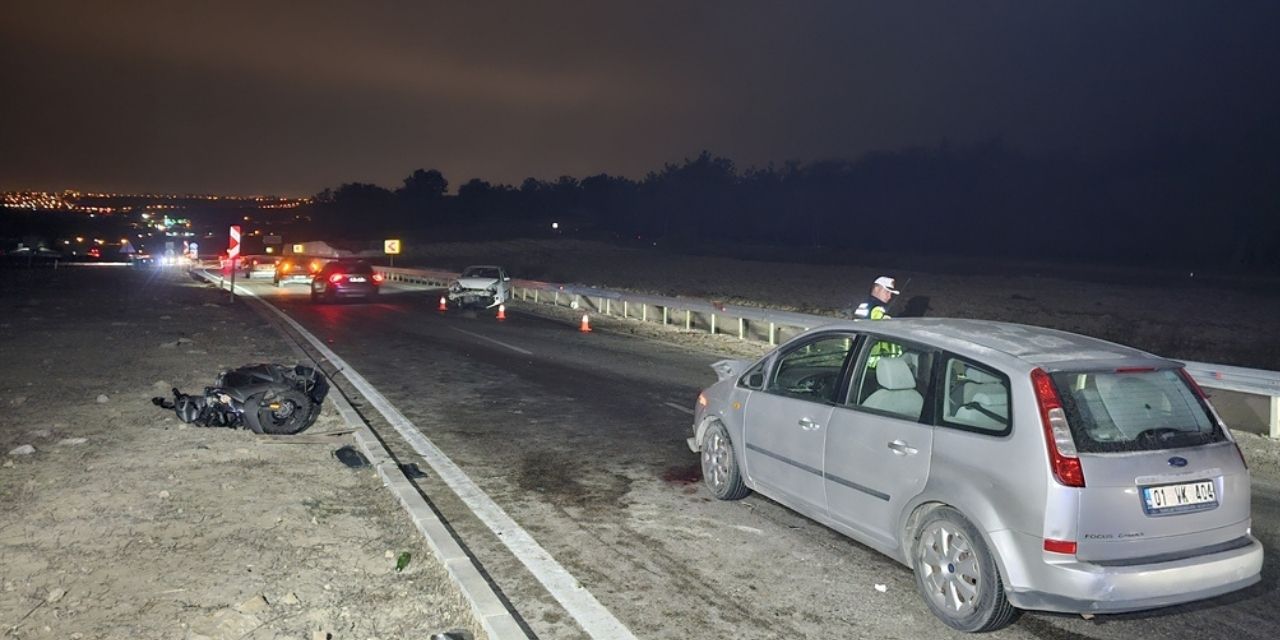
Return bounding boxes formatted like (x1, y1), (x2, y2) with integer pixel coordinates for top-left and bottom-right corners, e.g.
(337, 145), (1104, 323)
(197, 269), (637, 640)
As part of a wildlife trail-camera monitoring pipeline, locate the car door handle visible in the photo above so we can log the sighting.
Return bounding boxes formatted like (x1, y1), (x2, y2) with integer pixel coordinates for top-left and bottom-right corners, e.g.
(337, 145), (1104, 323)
(798, 417), (822, 431)
(887, 440), (918, 456)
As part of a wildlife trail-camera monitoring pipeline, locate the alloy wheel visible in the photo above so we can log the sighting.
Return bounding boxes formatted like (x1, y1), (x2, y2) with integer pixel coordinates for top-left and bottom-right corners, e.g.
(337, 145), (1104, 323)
(917, 521), (982, 618)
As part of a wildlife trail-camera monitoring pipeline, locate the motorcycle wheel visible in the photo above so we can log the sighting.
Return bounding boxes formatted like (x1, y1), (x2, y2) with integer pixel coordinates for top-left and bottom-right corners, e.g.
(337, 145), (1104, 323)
(244, 389), (315, 435)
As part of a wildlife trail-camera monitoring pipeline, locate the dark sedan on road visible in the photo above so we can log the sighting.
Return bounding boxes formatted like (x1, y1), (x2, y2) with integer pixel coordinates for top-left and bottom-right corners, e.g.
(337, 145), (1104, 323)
(310, 260), (382, 303)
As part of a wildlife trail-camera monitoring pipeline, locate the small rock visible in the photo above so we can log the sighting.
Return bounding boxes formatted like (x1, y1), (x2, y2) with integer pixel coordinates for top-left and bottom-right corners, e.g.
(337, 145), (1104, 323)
(8, 445), (35, 456)
(235, 594), (270, 614)
(58, 438), (88, 446)
(3, 460), (13, 468)
(430, 631), (474, 640)
(280, 592), (301, 605)
(176, 337), (193, 345)
(384, 550), (395, 559)
(46, 587), (66, 603)
(9, 396), (26, 407)
(96, 394), (110, 404)
(27, 429), (51, 439)
(158, 490), (171, 499)
(874, 583), (888, 593)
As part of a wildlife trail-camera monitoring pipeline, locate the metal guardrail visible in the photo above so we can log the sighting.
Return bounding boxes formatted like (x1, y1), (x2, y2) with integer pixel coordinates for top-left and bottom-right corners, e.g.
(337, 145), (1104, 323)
(376, 265), (1280, 437)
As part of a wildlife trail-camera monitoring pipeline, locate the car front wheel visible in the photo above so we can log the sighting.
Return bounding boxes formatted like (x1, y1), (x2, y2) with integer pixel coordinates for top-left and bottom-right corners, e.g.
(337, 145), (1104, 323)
(911, 506), (1019, 632)
(700, 421), (750, 500)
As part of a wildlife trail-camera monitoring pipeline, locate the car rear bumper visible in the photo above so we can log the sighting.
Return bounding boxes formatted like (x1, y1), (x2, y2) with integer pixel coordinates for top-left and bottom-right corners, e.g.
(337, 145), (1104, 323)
(276, 275), (312, 285)
(995, 529), (1263, 613)
(325, 284), (378, 298)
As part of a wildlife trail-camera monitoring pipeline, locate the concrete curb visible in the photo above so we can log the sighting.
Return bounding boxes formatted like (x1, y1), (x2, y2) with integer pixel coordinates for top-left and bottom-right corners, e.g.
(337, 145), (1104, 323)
(195, 268), (528, 639)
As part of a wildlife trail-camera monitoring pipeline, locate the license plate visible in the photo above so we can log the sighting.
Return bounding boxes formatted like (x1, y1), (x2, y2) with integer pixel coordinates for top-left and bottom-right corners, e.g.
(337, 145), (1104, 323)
(348, 276), (366, 282)
(1142, 480), (1217, 515)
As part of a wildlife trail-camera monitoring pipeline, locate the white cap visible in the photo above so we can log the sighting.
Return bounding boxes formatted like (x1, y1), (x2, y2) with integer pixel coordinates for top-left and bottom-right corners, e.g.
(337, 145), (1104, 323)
(873, 276), (899, 294)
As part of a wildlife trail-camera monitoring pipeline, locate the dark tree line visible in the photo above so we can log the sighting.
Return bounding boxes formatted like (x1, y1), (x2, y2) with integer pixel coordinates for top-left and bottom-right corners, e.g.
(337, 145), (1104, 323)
(309, 140), (1280, 269)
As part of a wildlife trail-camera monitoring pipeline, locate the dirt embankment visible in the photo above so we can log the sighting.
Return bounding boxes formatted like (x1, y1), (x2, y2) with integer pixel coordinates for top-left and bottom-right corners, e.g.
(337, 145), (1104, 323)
(405, 238), (1280, 370)
(0, 268), (477, 640)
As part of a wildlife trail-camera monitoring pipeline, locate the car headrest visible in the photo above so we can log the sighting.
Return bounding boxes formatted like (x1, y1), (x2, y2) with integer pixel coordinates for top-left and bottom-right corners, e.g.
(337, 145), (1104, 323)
(876, 357), (916, 390)
(966, 366), (1001, 384)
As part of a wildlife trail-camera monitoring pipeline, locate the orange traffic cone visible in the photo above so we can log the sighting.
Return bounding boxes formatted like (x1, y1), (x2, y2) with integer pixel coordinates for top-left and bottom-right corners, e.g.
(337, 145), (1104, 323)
(438, 296), (448, 312)
(579, 313), (592, 333)
(496, 304), (506, 321)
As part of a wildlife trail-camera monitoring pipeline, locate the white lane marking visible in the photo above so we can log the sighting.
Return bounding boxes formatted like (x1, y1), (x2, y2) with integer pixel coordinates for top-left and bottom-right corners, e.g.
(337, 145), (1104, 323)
(451, 327), (534, 356)
(664, 401), (695, 415)
(205, 271), (635, 640)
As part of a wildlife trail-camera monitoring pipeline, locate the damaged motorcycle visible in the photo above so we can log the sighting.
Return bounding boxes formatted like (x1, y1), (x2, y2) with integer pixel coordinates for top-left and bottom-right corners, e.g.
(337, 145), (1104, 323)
(153, 363), (329, 435)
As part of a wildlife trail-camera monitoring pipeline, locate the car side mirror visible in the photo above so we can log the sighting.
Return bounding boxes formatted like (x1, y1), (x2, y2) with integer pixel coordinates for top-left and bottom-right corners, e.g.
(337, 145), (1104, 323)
(502, 276), (511, 281)
(746, 372), (764, 388)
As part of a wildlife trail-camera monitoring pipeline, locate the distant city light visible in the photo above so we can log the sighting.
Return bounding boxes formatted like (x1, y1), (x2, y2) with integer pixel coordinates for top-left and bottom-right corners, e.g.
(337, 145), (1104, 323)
(552, 222), (559, 230)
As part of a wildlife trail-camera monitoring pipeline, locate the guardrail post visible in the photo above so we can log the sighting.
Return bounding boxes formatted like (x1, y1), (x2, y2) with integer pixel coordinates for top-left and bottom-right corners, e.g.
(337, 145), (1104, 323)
(1271, 396), (1280, 439)
(769, 322), (776, 345)
(554, 291), (560, 306)
(603, 298), (610, 315)
(662, 307), (668, 325)
(642, 304), (648, 323)
(710, 313), (717, 335)
(738, 317), (745, 340)
(685, 309), (692, 331)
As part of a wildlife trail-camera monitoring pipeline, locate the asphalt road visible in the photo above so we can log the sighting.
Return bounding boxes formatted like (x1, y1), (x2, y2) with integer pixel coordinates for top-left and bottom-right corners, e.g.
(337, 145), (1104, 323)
(238, 275), (1280, 640)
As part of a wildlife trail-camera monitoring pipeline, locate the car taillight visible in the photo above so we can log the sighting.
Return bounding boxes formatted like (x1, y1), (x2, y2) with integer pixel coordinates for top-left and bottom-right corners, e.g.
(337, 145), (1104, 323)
(1031, 368), (1085, 487)
(371, 273), (384, 283)
(1043, 538), (1077, 555)
(329, 273), (345, 284)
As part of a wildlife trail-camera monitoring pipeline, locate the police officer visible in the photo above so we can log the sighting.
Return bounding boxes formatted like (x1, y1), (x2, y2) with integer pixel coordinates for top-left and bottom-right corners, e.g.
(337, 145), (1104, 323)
(854, 276), (899, 320)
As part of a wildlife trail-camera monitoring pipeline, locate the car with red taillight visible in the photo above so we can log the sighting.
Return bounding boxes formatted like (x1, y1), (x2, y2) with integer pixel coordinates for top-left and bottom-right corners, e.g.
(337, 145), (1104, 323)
(310, 260), (382, 303)
(688, 318), (1261, 632)
(274, 255), (329, 287)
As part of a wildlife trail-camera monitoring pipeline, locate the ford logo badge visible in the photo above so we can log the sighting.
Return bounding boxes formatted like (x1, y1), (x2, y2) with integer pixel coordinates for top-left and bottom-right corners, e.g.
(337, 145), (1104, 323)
(1168, 456), (1189, 467)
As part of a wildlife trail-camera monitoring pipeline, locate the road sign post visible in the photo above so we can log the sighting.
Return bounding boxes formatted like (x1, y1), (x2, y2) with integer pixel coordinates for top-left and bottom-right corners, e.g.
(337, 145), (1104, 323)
(384, 238), (401, 268)
(228, 225), (241, 302)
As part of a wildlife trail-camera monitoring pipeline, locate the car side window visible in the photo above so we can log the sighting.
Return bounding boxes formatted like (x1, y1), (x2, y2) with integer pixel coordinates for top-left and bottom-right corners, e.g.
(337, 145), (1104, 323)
(939, 357), (1011, 434)
(765, 334), (858, 403)
(739, 360), (768, 390)
(847, 339), (934, 422)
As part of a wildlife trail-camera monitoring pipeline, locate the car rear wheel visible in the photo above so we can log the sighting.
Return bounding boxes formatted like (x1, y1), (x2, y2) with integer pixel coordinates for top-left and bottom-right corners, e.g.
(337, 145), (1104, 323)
(700, 421), (749, 500)
(911, 507), (1019, 632)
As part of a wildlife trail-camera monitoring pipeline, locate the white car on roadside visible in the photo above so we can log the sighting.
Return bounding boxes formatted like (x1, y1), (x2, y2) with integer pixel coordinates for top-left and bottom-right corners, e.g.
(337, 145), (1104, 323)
(447, 265), (511, 309)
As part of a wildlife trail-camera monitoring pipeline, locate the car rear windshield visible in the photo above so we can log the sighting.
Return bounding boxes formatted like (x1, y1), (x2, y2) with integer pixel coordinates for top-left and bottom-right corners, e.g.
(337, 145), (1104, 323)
(336, 262), (374, 274)
(1051, 368), (1225, 453)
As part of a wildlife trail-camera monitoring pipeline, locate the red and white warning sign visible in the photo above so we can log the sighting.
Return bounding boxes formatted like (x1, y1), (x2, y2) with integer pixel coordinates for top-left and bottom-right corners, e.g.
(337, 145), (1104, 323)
(228, 225), (241, 260)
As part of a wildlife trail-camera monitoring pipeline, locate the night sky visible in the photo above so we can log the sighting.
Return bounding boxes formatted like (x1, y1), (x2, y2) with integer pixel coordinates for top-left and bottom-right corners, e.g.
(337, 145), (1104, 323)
(3, 1), (1278, 196)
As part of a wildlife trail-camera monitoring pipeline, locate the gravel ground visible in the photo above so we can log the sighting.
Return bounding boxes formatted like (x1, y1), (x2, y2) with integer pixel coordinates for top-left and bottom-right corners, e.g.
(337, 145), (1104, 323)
(0, 266), (479, 640)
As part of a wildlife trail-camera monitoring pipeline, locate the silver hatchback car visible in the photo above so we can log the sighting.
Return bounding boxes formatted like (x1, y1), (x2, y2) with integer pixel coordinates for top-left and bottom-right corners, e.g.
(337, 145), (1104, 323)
(689, 318), (1262, 632)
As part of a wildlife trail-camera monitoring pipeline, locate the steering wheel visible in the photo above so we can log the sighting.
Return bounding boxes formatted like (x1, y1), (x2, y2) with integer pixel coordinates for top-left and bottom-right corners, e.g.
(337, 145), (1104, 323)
(1134, 427), (1182, 445)
(789, 372), (834, 397)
